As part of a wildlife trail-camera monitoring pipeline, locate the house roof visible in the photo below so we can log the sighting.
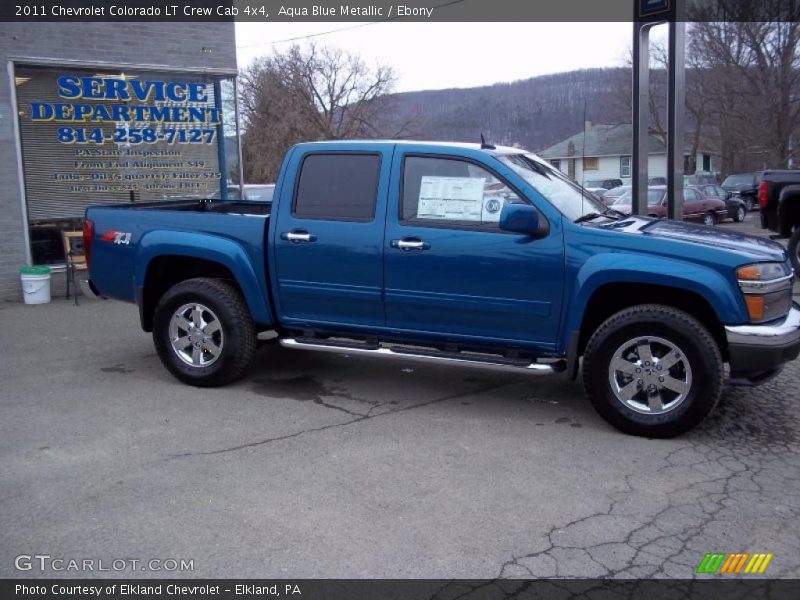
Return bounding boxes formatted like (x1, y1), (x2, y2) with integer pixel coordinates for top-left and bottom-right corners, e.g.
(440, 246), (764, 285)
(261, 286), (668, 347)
(540, 123), (713, 159)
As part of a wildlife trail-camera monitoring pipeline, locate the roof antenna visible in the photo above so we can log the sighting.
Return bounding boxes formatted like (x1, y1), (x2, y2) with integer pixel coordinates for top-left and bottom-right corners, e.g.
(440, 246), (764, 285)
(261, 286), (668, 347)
(480, 133), (495, 150)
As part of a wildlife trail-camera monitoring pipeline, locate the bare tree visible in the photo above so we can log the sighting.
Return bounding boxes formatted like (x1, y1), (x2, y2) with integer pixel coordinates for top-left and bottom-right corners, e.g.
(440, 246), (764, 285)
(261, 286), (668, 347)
(238, 43), (411, 183)
(688, 0), (800, 170)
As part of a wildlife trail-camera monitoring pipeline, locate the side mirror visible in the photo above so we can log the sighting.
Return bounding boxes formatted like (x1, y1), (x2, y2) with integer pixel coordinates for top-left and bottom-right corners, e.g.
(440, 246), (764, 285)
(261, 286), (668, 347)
(498, 204), (547, 237)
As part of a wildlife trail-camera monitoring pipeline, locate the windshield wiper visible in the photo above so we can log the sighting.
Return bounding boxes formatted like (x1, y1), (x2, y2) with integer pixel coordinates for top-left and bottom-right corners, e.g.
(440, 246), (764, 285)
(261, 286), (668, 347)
(603, 207), (628, 218)
(574, 212), (604, 223)
(575, 207), (626, 224)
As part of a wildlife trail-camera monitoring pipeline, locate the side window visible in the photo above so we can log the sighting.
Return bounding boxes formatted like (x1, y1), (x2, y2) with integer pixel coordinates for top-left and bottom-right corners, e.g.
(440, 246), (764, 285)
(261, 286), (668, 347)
(401, 156), (524, 229)
(293, 153), (380, 221)
(684, 189), (699, 202)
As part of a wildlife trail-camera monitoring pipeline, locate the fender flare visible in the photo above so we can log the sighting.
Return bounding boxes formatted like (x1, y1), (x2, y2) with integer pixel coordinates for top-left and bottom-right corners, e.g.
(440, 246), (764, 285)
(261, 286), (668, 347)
(134, 230), (273, 327)
(561, 253), (747, 351)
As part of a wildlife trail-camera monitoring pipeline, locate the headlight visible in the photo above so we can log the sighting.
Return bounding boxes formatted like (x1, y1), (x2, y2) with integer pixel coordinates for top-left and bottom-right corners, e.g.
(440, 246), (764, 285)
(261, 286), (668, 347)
(736, 262), (793, 323)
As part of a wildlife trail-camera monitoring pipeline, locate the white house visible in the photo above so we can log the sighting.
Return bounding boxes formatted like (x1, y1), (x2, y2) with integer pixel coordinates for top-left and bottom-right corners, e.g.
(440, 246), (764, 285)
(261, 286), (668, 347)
(539, 123), (719, 186)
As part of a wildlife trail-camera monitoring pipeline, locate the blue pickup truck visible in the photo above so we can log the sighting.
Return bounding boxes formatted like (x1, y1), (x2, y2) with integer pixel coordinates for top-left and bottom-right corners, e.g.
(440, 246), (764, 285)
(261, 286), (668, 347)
(84, 141), (800, 437)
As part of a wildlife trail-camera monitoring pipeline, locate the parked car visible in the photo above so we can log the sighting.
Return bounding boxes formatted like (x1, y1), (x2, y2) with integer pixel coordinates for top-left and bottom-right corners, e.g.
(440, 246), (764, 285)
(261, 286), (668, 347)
(684, 172), (718, 186)
(756, 170), (800, 272)
(585, 178), (623, 190)
(722, 172), (763, 211)
(84, 141), (800, 438)
(699, 184), (748, 222)
(649, 177), (667, 185)
(613, 186), (728, 225)
(227, 184), (276, 203)
(586, 186), (607, 197)
(601, 185), (631, 206)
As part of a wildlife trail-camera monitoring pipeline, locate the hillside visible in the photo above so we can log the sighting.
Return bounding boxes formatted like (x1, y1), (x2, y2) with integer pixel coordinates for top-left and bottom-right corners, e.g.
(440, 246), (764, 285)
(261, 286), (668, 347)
(382, 68), (630, 152)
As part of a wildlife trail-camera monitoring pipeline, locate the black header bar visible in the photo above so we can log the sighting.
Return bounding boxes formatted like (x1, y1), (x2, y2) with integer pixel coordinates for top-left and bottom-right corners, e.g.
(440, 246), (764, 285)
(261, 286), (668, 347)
(4, 579), (800, 600)
(2, 0), (800, 22)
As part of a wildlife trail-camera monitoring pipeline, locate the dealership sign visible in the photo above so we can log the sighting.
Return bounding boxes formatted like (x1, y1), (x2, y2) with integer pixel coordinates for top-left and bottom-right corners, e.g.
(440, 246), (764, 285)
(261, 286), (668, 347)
(20, 72), (223, 199)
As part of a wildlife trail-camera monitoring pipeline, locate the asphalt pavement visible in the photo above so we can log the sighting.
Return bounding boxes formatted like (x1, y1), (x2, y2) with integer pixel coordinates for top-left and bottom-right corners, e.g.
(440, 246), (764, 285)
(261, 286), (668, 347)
(1, 211), (799, 579)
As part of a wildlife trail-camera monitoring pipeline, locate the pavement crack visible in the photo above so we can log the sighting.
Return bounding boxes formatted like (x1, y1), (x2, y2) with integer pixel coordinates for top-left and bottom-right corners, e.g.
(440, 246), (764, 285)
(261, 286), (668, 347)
(167, 382), (508, 459)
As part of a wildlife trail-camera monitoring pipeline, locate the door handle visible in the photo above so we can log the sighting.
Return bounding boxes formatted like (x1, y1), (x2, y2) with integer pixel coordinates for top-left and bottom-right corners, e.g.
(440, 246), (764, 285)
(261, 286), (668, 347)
(281, 231), (316, 243)
(391, 238), (431, 251)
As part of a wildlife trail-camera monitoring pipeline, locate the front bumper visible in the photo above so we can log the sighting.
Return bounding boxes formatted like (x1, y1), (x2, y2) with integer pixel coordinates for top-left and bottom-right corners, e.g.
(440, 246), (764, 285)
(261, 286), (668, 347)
(726, 304), (800, 384)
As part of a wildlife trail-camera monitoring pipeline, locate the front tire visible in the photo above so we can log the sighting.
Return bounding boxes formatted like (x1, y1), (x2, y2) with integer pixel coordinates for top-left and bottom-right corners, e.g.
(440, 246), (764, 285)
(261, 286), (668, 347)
(153, 278), (257, 387)
(789, 228), (800, 276)
(582, 304), (723, 438)
(734, 206), (746, 222)
(703, 211), (716, 226)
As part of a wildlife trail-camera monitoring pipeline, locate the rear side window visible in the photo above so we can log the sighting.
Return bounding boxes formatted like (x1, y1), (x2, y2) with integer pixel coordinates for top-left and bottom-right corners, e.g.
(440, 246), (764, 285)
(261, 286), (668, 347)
(294, 153), (380, 221)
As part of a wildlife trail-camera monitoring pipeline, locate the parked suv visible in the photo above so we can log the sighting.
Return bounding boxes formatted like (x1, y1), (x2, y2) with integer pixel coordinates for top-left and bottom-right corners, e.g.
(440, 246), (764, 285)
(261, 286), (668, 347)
(722, 172), (763, 211)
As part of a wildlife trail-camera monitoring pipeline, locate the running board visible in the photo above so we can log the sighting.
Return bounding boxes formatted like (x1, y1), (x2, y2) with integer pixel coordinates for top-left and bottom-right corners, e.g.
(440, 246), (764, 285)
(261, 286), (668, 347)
(279, 337), (566, 375)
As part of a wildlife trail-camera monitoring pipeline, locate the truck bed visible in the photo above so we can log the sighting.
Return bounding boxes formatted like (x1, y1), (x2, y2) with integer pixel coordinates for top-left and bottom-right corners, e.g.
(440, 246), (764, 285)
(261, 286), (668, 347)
(85, 198), (271, 311)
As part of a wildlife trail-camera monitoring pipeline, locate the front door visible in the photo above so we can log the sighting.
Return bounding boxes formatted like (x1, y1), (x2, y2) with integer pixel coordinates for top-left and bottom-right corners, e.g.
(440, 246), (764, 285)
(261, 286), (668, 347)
(383, 151), (565, 348)
(271, 146), (391, 329)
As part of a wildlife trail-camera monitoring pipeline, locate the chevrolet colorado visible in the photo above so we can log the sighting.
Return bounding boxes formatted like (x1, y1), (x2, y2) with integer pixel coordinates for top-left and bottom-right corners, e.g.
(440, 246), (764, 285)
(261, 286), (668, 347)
(84, 141), (800, 437)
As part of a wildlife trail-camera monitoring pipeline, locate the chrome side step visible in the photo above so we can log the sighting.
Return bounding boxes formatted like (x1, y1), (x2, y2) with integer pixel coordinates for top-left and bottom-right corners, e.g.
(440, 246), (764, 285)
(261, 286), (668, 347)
(279, 337), (565, 375)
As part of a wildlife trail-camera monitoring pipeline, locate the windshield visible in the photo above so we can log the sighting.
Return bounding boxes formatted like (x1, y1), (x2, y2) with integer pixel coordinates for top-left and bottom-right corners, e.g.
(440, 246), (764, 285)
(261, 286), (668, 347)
(722, 174), (753, 186)
(497, 154), (607, 221)
(614, 188), (663, 206)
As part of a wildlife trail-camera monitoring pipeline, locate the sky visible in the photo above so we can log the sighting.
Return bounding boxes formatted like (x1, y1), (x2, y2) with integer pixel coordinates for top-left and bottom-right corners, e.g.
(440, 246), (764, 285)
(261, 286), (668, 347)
(235, 22), (659, 93)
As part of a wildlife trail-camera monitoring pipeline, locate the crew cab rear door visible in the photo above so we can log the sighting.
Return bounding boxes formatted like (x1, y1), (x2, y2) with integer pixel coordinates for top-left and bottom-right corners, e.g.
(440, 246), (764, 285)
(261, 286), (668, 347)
(271, 144), (392, 328)
(383, 146), (565, 349)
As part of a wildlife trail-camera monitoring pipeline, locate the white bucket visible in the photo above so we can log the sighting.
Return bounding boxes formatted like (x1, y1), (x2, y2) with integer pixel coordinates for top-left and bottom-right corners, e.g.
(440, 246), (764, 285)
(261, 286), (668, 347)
(20, 272), (52, 305)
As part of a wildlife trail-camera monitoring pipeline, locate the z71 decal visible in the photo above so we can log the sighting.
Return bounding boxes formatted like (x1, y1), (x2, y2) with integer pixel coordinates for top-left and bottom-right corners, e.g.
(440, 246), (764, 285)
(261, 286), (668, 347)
(100, 230), (132, 245)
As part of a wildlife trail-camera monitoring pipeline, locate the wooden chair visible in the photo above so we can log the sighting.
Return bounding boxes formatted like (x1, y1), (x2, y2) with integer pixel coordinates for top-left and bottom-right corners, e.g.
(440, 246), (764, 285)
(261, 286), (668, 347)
(62, 231), (88, 305)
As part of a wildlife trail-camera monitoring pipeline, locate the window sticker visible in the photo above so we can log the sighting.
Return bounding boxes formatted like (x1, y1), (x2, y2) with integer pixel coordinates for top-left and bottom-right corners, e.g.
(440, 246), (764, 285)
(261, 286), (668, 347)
(417, 176), (488, 222)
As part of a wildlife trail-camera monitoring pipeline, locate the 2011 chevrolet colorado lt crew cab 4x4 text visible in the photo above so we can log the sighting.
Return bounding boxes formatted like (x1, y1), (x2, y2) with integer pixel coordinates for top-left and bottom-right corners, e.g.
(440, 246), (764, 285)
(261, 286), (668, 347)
(83, 141), (800, 437)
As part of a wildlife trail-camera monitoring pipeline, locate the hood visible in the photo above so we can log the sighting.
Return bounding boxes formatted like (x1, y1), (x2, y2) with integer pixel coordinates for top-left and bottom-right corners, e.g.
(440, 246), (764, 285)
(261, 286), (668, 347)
(601, 216), (787, 262)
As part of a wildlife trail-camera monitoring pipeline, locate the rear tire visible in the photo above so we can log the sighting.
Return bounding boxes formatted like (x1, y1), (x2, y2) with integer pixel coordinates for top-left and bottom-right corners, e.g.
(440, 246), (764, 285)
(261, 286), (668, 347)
(153, 278), (257, 387)
(582, 304), (723, 438)
(789, 228), (800, 276)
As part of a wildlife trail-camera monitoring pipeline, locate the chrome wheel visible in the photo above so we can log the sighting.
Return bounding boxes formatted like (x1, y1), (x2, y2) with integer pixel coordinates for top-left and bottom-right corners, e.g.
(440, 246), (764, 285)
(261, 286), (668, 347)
(703, 213), (715, 226)
(736, 207), (745, 222)
(607, 336), (692, 415)
(169, 303), (224, 367)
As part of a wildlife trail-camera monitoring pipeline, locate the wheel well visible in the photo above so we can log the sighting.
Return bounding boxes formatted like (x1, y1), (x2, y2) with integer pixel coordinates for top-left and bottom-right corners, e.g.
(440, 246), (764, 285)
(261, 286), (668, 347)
(577, 283), (728, 359)
(140, 256), (242, 332)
